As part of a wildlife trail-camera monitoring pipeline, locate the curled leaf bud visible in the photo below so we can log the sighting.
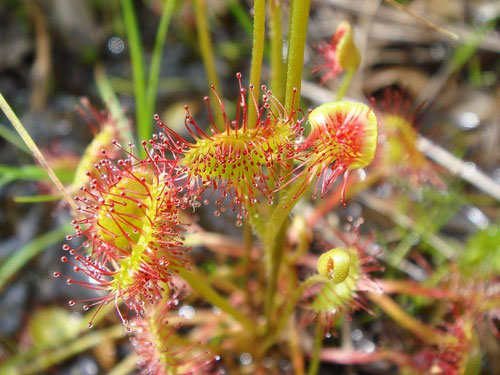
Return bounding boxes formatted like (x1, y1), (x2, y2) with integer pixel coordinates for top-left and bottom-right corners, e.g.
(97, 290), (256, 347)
(317, 248), (351, 284)
(313, 21), (360, 84)
(304, 220), (383, 329)
(335, 22), (360, 73)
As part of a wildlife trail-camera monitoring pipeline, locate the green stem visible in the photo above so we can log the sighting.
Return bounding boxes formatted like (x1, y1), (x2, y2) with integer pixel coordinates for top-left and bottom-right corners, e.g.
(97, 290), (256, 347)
(264, 171), (313, 253)
(284, 0), (311, 114)
(259, 275), (329, 355)
(263, 219), (288, 323)
(263, 171), (313, 328)
(0, 164), (74, 186)
(263, 1), (311, 324)
(367, 292), (452, 346)
(120, 0), (147, 150)
(307, 318), (324, 375)
(242, 217), (253, 309)
(247, 0), (266, 129)
(193, 0), (224, 130)
(146, 0), (176, 118)
(269, 0), (285, 102)
(335, 69), (355, 101)
(174, 267), (255, 333)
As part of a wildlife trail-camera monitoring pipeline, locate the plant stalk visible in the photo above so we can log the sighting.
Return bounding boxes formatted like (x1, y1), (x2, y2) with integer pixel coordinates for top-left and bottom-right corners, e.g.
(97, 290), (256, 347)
(174, 266), (255, 334)
(263, 0), (311, 327)
(247, 0), (266, 128)
(284, 0), (311, 114)
(335, 69), (355, 101)
(260, 275), (330, 355)
(242, 217), (254, 309)
(269, 0), (285, 102)
(263, 218), (288, 324)
(263, 171), (313, 328)
(367, 292), (452, 346)
(307, 317), (324, 375)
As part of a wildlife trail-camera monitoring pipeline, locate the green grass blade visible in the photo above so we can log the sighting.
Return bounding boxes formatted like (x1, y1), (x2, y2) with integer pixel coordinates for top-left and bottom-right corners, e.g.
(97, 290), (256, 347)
(120, 0), (148, 153)
(13, 194), (63, 203)
(146, 0), (176, 120)
(0, 123), (30, 153)
(0, 164), (75, 184)
(227, 0), (253, 35)
(0, 224), (72, 291)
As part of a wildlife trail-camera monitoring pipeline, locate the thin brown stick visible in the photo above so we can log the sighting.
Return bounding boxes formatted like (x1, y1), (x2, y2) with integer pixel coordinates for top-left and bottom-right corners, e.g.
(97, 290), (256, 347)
(27, 0), (52, 110)
(384, 0), (459, 40)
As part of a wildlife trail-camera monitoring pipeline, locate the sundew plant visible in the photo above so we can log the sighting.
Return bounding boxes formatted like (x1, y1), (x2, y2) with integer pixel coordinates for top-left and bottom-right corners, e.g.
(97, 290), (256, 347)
(0, 1), (499, 374)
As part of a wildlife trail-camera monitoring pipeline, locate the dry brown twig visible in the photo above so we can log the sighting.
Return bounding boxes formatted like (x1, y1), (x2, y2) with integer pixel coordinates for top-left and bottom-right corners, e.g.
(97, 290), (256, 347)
(383, 0), (459, 40)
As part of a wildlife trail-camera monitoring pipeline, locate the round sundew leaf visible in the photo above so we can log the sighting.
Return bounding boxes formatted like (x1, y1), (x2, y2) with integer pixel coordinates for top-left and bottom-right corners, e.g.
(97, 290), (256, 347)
(308, 101), (378, 170)
(180, 121), (295, 211)
(181, 129), (268, 183)
(97, 170), (151, 251)
(310, 247), (361, 313)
